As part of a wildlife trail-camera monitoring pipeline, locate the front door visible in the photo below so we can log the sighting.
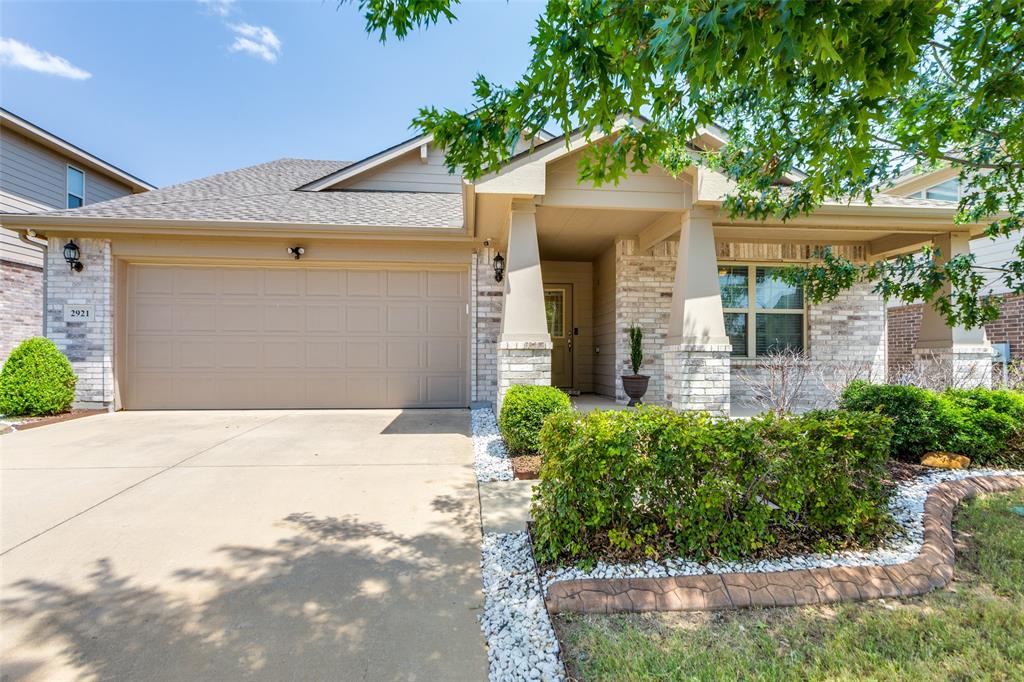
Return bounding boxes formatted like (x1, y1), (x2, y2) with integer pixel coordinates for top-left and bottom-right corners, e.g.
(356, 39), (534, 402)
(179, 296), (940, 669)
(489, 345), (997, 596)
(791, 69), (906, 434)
(545, 284), (573, 389)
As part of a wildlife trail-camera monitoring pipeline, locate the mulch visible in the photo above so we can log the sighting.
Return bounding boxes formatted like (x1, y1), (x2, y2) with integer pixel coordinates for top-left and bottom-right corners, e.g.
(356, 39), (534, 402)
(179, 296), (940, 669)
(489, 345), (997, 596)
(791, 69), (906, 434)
(512, 455), (542, 480)
(3, 409), (107, 432)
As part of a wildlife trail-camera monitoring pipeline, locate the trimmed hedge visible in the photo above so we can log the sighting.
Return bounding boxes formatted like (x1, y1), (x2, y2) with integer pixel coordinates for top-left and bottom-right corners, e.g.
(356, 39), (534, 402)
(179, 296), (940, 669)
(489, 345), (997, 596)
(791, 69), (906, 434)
(498, 385), (572, 455)
(531, 407), (893, 567)
(0, 338), (77, 416)
(840, 381), (1024, 467)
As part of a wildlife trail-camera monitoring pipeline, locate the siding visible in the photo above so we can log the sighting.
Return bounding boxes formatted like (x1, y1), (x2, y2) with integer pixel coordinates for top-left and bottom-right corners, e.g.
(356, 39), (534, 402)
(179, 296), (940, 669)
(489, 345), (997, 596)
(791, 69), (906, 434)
(592, 244), (616, 397)
(339, 144), (462, 193)
(541, 260), (594, 393)
(0, 128), (134, 266)
(972, 231), (1021, 295)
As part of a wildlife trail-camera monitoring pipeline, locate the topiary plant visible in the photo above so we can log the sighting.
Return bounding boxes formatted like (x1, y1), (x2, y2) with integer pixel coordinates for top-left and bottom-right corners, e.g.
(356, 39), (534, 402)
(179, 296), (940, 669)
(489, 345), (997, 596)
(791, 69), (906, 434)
(0, 338), (77, 416)
(628, 324), (643, 375)
(498, 384), (573, 455)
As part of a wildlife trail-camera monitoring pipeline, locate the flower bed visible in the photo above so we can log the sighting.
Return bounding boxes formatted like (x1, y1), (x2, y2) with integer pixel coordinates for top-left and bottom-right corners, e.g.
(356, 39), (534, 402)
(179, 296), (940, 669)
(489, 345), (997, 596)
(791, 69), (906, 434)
(542, 468), (1024, 593)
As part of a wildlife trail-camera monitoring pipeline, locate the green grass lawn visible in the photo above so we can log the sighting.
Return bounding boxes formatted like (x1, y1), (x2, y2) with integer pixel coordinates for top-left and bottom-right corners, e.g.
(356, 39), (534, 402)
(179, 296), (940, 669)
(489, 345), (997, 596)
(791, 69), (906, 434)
(554, 488), (1024, 681)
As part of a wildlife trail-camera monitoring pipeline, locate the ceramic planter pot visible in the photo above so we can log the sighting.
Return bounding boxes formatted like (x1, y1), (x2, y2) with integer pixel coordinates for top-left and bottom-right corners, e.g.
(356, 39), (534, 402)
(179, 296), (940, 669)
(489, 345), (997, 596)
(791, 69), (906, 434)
(620, 374), (650, 406)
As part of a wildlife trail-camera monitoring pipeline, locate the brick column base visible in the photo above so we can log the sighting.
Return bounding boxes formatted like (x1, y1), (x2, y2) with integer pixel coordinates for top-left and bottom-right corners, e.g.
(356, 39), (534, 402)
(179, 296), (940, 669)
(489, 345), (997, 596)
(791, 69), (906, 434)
(913, 346), (993, 389)
(496, 340), (553, 414)
(665, 343), (731, 416)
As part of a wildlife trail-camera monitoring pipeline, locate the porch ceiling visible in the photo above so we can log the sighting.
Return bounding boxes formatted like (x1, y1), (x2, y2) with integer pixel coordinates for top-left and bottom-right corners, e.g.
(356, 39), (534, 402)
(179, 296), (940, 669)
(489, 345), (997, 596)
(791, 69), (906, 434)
(536, 205), (670, 260)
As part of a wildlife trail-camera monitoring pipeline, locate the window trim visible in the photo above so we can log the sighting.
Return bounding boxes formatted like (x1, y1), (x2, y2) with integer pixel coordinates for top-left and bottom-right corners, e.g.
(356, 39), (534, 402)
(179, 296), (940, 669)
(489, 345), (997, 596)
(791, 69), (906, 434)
(719, 262), (808, 358)
(66, 164), (85, 208)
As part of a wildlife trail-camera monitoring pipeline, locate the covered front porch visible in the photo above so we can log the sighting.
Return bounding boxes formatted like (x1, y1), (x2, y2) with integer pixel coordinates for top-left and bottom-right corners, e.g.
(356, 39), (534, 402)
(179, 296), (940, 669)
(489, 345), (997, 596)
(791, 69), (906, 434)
(467, 133), (994, 415)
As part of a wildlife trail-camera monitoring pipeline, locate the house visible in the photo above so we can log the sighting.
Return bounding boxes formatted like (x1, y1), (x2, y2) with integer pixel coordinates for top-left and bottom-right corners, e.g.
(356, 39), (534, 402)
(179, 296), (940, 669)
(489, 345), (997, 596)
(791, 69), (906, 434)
(0, 120), (996, 413)
(880, 166), (1023, 377)
(0, 108), (154, 363)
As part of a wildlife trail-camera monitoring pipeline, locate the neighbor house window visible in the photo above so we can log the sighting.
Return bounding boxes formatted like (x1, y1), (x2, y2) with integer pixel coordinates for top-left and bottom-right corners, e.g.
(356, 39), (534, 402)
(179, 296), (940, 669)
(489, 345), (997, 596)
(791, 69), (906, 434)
(67, 166), (84, 208)
(719, 264), (805, 357)
(921, 178), (959, 202)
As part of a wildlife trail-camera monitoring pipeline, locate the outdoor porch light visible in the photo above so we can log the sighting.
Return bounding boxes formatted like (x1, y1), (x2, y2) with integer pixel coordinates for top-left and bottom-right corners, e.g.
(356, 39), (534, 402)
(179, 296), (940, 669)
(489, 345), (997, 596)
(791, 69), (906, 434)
(493, 252), (505, 282)
(287, 246), (305, 260)
(63, 240), (83, 272)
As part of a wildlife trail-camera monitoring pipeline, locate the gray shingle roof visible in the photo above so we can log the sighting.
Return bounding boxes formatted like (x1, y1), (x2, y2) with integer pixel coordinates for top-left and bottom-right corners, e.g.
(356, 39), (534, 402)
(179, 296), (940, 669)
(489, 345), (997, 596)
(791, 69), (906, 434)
(41, 158), (464, 228)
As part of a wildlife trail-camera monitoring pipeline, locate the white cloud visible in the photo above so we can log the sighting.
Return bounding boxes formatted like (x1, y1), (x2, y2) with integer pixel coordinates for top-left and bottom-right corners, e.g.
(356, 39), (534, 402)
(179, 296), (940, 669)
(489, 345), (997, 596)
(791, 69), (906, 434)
(228, 23), (281, 63)
(197, 0), (236, 17)
(0, 37), (91, 80)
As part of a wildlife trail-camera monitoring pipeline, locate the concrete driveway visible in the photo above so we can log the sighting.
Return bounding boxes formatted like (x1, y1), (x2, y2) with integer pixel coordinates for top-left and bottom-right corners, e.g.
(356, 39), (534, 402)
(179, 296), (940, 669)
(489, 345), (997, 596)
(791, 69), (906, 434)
(0, 410), (487, 682)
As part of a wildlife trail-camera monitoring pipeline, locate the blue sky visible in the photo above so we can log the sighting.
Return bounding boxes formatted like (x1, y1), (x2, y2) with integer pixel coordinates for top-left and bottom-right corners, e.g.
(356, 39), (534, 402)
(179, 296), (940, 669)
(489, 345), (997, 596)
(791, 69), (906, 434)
(0, 0), (544, 188)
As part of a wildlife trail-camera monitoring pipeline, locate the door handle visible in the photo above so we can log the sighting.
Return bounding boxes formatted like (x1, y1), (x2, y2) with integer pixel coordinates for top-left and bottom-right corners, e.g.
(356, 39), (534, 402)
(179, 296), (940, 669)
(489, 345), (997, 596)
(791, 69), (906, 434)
(567, 337), (572, 352)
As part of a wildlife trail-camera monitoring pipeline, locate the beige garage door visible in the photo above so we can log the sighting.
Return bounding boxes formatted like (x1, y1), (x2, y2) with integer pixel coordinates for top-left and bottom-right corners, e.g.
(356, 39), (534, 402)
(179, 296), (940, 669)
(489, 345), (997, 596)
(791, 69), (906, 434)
(124, 264), (468, 409)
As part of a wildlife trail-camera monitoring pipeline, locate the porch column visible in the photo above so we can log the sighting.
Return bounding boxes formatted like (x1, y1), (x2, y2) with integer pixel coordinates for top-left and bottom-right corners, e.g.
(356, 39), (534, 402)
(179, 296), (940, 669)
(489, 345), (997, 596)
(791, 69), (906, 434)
(913, 231), (993, 387)
(664, 208), (732, 415)
(496, 200), (552, 411)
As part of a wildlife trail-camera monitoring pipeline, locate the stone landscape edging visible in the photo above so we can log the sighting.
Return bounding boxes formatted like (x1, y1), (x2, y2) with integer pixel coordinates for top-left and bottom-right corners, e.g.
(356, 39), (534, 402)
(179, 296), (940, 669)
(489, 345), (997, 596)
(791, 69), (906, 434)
(545, 474), (1024, 614)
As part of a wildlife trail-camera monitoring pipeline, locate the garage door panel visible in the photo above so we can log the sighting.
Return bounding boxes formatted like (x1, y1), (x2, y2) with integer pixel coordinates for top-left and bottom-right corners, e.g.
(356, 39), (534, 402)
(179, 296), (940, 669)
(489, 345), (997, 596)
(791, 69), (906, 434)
(386, 305), (423, 333)
(346, 270), (382, 297)
(264, 340), (304, 368)
(221, 269), (260, 295)
(134, 303), (174, 332)
(386, 270), (422, 297)
(305, 269), (342, 296)
(177, 340), (218, 369)
(176, 268), (220, 296)
(125, 264), (468, 409)
(346, 305), (382, 333)
(264, 304), (303, 332)
(427, 270), (465, 298)
(306, 305), (342, 332)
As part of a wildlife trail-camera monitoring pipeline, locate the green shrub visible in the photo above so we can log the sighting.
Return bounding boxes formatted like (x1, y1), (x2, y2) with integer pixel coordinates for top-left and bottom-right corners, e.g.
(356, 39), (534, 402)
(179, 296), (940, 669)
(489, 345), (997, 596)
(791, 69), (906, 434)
(839, 381), (941, 462)
(531, 407), (893, 567)
(498, 385), (573, 455)
(935, 389), (1024, 467)
(840, 381), (1024, 467)
(0, 338), (77, 416)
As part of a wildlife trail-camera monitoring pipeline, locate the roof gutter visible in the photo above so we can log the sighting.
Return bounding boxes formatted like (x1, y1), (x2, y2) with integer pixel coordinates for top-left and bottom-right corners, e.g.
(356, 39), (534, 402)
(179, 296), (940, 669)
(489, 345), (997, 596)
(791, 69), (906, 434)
(0, 214), (472, 241)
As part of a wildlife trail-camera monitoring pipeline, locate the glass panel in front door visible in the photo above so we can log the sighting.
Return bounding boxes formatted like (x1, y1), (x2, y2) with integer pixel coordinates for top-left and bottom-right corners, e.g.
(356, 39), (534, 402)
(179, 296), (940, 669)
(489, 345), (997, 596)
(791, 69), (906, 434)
(544, 290), (565, 338)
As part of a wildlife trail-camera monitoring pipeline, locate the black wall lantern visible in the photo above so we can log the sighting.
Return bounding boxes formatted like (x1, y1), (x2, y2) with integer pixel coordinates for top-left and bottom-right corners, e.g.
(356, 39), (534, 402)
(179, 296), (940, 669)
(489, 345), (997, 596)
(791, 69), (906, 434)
(63, 240), (83, 272)
(493, 252), (505, 283)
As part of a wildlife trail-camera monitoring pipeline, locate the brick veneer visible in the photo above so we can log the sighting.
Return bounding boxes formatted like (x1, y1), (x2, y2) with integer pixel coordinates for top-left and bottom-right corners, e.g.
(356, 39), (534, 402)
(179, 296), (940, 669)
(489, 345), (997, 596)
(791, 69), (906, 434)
(496, 340), (552, 412)
(0, 259), (43, 364)
(45, 237), (113, 406)
(664, 343), (731, 415)
(889, 294), (1024, 378)
(545, 474), (1023, 613)
(614, 239), (676, 405)
(472, 248), (503, 406)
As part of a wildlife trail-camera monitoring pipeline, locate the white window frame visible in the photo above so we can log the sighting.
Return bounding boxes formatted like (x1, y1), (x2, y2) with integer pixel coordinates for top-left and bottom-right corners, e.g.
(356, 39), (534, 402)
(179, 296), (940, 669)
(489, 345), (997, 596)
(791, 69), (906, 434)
(719, 262), (808, 359)
(917, 177), (961, 202)
(66, 164), (85, 208)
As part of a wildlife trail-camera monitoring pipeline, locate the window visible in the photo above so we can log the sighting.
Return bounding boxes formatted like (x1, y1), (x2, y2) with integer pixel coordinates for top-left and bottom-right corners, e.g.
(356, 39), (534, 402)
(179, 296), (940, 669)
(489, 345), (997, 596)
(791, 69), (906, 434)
(922, 178), (959, 202)
(719, 264), (805, 357)
(67, 166), (84, 208)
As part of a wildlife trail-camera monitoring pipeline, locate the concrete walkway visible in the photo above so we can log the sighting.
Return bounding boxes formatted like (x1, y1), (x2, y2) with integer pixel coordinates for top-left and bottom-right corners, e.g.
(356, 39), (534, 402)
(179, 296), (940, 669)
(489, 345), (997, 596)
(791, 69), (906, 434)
(1, 409), (487, 681)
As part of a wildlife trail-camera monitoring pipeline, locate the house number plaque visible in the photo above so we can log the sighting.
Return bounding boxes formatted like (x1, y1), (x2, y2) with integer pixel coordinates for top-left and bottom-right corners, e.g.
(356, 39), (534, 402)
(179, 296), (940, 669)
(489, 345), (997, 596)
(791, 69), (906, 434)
(63, 305), (95, 322)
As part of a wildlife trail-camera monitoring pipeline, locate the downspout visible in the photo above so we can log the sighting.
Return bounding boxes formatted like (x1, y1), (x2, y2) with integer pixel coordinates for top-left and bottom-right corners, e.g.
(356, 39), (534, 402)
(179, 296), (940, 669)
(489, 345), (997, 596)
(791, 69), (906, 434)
(17, 230), (47, 336)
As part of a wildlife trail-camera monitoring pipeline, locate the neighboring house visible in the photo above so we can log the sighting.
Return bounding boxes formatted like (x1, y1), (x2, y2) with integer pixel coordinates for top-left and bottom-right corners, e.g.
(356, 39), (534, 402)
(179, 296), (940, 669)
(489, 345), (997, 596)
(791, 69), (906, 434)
(0, 108), (154, 363)
(0, 119), (995, 412)
(880, 166), (1023, 377)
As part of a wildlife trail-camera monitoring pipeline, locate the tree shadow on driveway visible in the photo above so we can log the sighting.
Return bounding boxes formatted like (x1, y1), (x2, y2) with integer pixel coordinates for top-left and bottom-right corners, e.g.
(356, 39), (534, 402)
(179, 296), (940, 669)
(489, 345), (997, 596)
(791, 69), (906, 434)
(1, 488), (486, 682)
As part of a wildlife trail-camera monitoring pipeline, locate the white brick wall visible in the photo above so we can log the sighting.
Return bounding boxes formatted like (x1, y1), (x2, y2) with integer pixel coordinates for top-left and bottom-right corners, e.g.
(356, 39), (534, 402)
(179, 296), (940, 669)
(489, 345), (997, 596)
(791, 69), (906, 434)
(45, 237), (113, 406)
(614, 238), (677, 404)
(496, 340), (552, 412)
(472, 248), (503, 406)
(665, 343), (731, 415)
